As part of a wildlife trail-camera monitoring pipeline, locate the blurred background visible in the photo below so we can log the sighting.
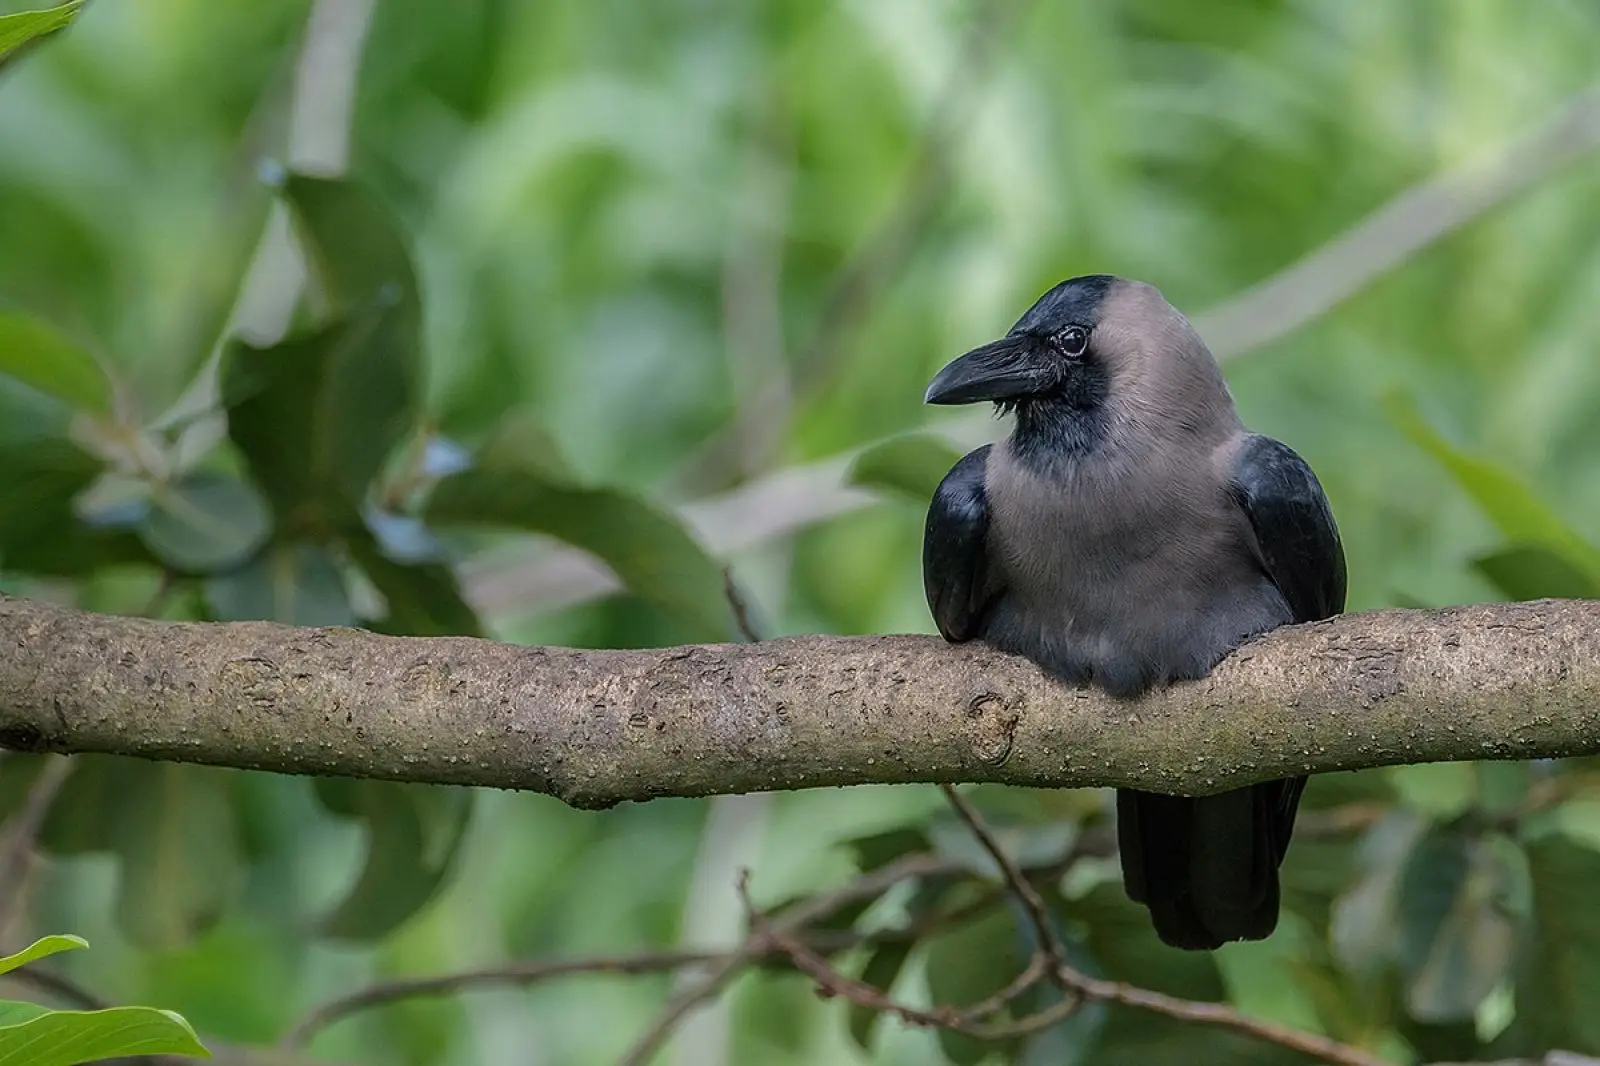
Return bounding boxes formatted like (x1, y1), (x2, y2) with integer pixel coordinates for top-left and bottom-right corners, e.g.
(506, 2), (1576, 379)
(5, 1), (1600, 1063)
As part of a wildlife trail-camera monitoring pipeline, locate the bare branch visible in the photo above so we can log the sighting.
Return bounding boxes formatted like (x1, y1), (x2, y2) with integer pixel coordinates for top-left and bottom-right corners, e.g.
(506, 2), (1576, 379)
(3, 594), (1599, 807)
(615, 853), (944, 1066)
(0, 754), (74, 937)
(938, 784), (1067, 968)
(282, 949), (722, 1051)
(1043, 965), (1389, 1066)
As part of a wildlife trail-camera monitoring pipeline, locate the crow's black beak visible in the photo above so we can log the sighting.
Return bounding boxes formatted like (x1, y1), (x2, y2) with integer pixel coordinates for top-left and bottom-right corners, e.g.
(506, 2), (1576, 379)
(924, 335), (1049, 405)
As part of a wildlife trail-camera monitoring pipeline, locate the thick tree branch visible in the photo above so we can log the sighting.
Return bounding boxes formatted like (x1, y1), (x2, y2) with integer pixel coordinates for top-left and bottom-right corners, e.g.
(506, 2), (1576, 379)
(1, 594), (1598, 807)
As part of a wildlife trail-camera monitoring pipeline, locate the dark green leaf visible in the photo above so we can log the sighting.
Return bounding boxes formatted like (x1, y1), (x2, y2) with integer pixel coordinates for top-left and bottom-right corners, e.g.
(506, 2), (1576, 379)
(1472, 543), (1600, 601)
(1385, 392), (1600, 584)
(0, 2), (82, 66)
(924, 906), (1029, 1065)
(109, 764), (241, 949)
(222, 305), (417, 525)
(472, 410), (573, 481)
(313, 779), (473, 941)
(843, 826), (933, 872)
(0, 935), (86, 975)
(0, 436), (98, 568)
(1056, 883), (1318, 1066)
(847, 940), (913, 1050)
(0, 312), (111, 415)
(0, 1004), (209, 1064)
(1516, 835), (1600, 1053)
(1063, 882), (1226, 1000)
(1015, 927), (1107, 1066)
(0, 375), (141, 579)
(283, 173), (421, 322)
(204, 542), (355, 626)
(138, 473), (271, 573)
(846, 432), (966, 503)
(0, 408), (150, 576)
(426, 465), (733, 642)
(1397, 824), (1518, 1022)
(347, 526), (482, 637)
(929, 814), (1077, 883)
(1330, 811), (1425, 975)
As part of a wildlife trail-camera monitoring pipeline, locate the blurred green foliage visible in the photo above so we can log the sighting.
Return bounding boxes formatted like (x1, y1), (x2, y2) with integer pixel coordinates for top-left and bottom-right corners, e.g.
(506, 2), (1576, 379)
(4, 1), (1600, 1064)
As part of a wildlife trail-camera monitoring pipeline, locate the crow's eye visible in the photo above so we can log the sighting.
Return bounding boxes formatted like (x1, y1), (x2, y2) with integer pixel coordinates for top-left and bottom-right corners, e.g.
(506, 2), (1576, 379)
(1053, 325), (1089, 358)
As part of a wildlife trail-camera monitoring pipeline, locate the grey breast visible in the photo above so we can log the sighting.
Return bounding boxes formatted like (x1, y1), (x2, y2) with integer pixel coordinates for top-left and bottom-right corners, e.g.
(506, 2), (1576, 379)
(980, 437), (1290, 692)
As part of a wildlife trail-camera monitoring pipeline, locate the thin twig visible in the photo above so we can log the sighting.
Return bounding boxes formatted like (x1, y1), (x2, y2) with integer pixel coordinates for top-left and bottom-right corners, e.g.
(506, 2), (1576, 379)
(931, 787), (1385, 1066)
(281, 949), (723, 1050)
(1048, 968), (1388, 1066)
(281, 839), (1096, 1052)
(937, 784), (1067, 968)
(722, 568), (762, 643)
(746, 882), (1071, 1040)
(614, 852), (945, 1066)
(0, 755), (75, 937)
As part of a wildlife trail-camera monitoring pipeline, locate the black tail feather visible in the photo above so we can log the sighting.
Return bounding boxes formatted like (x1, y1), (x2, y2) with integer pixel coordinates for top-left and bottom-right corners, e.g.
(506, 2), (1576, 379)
(1116, 778), (1305, 951)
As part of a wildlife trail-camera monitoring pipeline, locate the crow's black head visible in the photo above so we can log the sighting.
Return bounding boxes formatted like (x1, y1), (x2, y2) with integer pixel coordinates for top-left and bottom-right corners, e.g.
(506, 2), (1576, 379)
(925, 275), (1234, 461)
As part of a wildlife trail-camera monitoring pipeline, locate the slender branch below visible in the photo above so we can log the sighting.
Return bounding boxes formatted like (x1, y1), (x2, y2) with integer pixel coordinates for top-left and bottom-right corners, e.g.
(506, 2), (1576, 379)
(2, 595), (1599, 808)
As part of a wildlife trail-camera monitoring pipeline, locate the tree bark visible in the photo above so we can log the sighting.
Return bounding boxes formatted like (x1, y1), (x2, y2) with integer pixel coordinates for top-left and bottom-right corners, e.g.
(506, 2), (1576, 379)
(1, 593), (1596, 808)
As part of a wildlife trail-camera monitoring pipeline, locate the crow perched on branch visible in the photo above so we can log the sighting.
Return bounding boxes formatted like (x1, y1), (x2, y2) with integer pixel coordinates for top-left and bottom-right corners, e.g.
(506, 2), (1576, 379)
(922, 274), (1346, 950)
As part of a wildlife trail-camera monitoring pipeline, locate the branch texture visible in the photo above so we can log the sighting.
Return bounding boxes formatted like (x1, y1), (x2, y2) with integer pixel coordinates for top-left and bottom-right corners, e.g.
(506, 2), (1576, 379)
(1, 595), (1597, 807)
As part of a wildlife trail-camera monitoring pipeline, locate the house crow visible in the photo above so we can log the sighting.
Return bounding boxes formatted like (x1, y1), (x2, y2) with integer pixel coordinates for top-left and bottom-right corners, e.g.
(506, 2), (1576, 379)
(922, 274), (1346, 950)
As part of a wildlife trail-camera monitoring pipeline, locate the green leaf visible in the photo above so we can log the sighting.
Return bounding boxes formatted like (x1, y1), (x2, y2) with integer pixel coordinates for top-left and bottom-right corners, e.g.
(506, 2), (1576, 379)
(1472, 543), (1600, 601)
(846, 433), (966, 503)
(1396, 824), (1519, 1022)
(0, 313), (111, 416)
(847, 940), (913, 1050)
(0, 1005), (210, 1064)
(313, 780), (473, 941)
(426, 464), (733, 642)
(0, 436), (102, 572)
(1057, 883), (1312, 1066)
(217, 172), (422, 527)
(0, 2), (82, 66)
(843, 826), (933, 873)
(1014, 923), (1107, 1066)
(0, 396), (149, 576)
(1516, 835), (1600, 1053)
(222, 305), (418, 526)
(283, 173), (421, 323)
(924, 906), (1029, 1065)
(109, 764), (241, 949)
(1329, 811), (1425, 976)
(0, 1002), (47, 1027)
(204, 542), (354, 626)
(347, 526), (483, 637)
(1385, 392), (1600, 584)
(0, 935), (86, 976)
(138, 473), (271, 573)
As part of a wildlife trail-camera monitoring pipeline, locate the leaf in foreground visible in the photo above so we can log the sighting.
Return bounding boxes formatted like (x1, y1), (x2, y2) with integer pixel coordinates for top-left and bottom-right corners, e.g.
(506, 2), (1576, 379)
(0, 312), (111, 415)
(0, 935), (209, 1063)
(426, 463), (733, 642)
(0, 2), (83, 66)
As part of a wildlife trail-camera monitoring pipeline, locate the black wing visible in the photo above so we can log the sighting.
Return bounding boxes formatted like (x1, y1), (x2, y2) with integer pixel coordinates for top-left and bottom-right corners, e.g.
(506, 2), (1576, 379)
(923, 444), (996, 643)
(1228, 433), (1347, 625)
(1227, 432), (1346, 863)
